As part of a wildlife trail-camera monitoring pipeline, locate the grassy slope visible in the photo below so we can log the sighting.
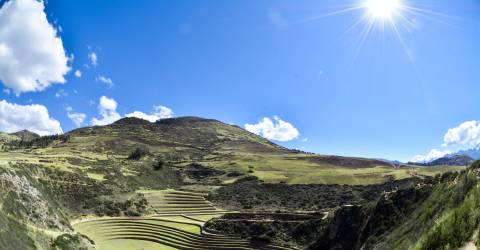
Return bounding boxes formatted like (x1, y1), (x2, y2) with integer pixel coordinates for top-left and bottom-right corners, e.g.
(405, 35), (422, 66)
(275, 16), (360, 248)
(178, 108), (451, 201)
(62, 117), (463, 185)
(0, 117), (461, 187)
(71, 190), (283, 250)
(385, 168), (480, 249)
(301, 164), (480, 250)
(0, 116), (467, 249)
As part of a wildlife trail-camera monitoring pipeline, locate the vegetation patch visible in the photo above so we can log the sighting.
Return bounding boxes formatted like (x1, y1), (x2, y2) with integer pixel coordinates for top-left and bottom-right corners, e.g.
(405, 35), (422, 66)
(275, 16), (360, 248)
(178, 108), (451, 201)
(209, 176), (423, 211)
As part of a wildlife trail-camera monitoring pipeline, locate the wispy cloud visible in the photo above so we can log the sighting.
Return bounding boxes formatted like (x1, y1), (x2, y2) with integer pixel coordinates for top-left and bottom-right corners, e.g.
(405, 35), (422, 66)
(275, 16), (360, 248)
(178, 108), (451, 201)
(66, 106), (86, 127)
(96, 75), (114, 88)
(88, 52), (98, 66)
(55, 89), (68, 98)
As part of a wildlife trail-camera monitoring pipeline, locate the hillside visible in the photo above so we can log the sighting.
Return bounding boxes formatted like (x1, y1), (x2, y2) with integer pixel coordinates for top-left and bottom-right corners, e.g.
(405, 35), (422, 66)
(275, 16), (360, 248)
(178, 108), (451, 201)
(430, 155), (474, 166)
(10, 130), (40, 141)
(0, 116), (467, 249)
(61, 116), (459, 186)
(206, 164), (480, 249)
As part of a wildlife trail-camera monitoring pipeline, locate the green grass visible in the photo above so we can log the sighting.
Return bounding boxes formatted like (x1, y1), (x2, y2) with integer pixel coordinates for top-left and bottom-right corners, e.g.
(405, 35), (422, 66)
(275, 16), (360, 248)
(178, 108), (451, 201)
(70, 189), (294, 249)
(141, 190), (227, 216)
(0, 118), (463, 187)
(413, 173), (480, 250)
(0, 117), (466, 249)
(86, 172), (105, 181)
(367, 168), (480, 249)
(196, 153), (465, 185)
(73, 217), (258, 250)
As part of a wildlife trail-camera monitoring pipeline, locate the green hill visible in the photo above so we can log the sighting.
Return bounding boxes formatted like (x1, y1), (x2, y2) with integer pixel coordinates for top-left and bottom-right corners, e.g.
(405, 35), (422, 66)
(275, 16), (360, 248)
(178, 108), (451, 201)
(60, 116), (461, 186)
(0, 116), (467, 249)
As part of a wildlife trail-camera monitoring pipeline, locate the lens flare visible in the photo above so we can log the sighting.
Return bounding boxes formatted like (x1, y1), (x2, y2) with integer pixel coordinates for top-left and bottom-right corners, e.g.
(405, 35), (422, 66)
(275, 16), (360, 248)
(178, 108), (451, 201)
(294, 0), (453, 64)
(364, 0), (402, 19)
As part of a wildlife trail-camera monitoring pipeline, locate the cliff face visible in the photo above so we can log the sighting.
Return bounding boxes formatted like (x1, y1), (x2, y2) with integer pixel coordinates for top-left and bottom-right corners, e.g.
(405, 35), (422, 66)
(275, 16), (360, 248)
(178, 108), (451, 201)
(307, 166), (480, 250)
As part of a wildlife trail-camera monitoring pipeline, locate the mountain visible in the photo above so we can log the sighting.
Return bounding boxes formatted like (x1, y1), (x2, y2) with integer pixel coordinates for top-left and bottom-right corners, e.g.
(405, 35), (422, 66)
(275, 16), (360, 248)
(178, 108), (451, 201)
(66, 116), (404, 185)
(430, 154), (473, 166)
(375, 158), (405, 167)
(10, 129), (40, 141)
(409, 154), (473, 166)
(0, 116), (467, 249)
(455, 145), (480, 160)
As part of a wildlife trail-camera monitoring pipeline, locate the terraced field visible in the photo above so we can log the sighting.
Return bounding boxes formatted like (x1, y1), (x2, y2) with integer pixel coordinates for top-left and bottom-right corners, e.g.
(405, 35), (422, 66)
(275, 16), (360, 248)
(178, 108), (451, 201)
(143, 189), (227, 217)
(73, 190), (293, 250)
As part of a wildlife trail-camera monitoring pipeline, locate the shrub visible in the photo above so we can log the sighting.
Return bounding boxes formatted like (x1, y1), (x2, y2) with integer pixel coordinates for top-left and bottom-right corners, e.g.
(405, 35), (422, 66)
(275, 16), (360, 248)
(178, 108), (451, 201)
(152, 160), (164, 171)
(127, 147), (149, 160)
(5, 134), (70, 149)
(471, 160), (480, 169)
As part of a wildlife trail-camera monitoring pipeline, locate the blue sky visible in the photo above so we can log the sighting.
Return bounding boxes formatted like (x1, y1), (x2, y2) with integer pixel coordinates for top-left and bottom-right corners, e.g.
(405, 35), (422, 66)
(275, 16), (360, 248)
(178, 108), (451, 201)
(1, 0), (480, 162)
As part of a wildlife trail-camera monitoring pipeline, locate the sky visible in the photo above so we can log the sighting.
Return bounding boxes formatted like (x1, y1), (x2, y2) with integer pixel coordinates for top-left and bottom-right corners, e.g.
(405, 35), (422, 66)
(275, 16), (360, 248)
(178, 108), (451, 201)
(0, 0), (480, 162)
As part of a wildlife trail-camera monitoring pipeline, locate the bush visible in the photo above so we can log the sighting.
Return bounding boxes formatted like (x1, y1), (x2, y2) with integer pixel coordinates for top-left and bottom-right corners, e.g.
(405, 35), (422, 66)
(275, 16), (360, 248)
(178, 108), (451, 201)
(152, 160), (164, 171)
(5, 134), (70, 149)
(51, 233), (93, 250)
(471, 160), (480, 169)
(127, 147), (149, 160)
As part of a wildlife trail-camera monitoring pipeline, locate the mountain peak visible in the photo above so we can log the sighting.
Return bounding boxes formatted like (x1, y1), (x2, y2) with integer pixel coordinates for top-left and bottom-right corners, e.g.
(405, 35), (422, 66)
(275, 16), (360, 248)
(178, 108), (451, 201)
(455, 146), (480, 160)
(112, 117), (153, 126)
(9, 130), (40, 141)
(409, 154), (473, 166)
(155, 116), (219, 125)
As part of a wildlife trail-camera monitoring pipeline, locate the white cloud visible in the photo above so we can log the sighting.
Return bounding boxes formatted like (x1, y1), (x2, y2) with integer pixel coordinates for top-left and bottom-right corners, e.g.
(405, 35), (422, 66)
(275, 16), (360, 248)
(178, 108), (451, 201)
(0, 99), (62, 135)
(411, 149), (451, 163)
(99, 95), (117, 110)
(153, 105), (174, 119)
(125, 111), (157, 122)
(245, 116), (299, 142)
(88, 52), (98, 66)
(91, 97), (174, 125)
(97, 75), (113, 88)
(66, 106), (86, 127)
(126, 105), (174, 122)
(91, 96), (121, 126)
(54, 89), (68, 98)
(0, 0), (70, 94)
(67, 112), (86, 127)
(74, 70), (82, 78)
(443, 120), (480, 147)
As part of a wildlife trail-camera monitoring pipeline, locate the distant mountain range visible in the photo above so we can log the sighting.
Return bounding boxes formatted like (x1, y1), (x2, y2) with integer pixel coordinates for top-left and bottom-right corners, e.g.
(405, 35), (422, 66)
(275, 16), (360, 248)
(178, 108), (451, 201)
(453, 145), (480, 160)
(409, 154), (474, 167)
(406, 145), (480, 167)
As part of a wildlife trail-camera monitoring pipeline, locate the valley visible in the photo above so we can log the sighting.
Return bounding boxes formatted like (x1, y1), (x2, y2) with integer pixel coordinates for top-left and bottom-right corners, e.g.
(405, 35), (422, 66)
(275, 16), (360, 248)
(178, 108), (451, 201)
(0, 117), (470, 249)
(0, 0), (476, 248)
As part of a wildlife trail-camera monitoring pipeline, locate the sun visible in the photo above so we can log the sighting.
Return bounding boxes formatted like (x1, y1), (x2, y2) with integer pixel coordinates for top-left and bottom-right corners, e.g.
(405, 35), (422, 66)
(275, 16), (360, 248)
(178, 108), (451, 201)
(364, 0), (402, 19)
(295, 0), (446, 63)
